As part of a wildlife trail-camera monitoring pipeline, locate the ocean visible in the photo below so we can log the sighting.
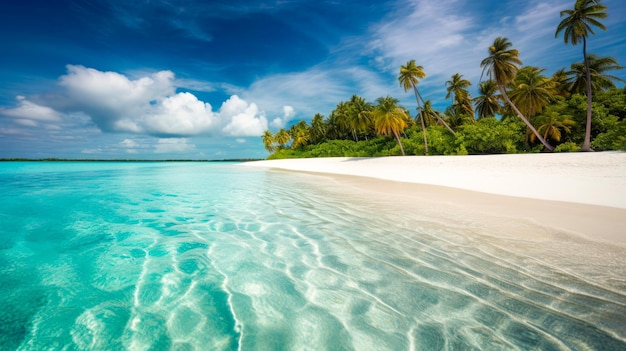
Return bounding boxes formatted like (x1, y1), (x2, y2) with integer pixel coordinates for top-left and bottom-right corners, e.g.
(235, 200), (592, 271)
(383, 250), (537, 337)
(1, 162), (624, 350)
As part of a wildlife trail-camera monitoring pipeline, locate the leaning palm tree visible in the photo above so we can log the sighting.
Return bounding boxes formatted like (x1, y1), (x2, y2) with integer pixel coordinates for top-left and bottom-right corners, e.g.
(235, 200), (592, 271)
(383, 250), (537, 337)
(398, 62), (456, 136)
(480, 37), (554, 151)
(566, 55), (625, 95)
(508, 66), (557, 118)
(445, 73), (474, 118)
(473, 80), (501, 119)
(262, 130), (276, 153)
(371, 96), (409, 156)
(398, 60), (429, 154)
(555, 0), (608, 151)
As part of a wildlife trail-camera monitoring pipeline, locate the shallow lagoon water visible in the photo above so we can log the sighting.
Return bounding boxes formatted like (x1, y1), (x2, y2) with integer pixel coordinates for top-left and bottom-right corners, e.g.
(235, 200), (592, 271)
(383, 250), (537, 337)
(1, 162), (625, 350)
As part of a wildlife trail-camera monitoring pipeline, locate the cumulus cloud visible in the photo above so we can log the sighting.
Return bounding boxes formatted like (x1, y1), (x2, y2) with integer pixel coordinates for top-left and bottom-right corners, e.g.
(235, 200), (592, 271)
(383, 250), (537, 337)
(1, 96), (62, 123)
(154, 138), (196, 153)
(119, 138), (140, 153)
(220, 95), (268, 136)
(56, 65), (267, 137)
(270, 105), (296, 129)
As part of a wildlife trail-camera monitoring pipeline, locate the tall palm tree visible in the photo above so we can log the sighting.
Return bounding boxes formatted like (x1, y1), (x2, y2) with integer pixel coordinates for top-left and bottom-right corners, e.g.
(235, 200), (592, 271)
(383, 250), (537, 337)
(473, 80), (501, 119)
(398, 60), (429, 154)
(555, 0), (608, 151)
(508, 66), (556, 118)
(566, 55), (625, 95)
(274, 128), (290, 149)
(333, 101), (351, 138)
(445, 73), (474, 118)
(480, 37), (554, 151)
(309, 113), (326, 144)
(347, 94), (374, 140)
(371, 96), (409, 156)
(262, 130), (275, 153)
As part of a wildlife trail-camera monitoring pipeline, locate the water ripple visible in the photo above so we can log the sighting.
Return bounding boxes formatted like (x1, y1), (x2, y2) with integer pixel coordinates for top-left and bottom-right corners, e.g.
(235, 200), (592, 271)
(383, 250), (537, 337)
(0, 163), (624, 350)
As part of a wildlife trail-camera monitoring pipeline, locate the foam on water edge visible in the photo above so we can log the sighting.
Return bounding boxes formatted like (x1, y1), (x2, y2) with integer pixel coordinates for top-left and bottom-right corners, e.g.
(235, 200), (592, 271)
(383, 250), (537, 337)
(0, 162), (625, 350)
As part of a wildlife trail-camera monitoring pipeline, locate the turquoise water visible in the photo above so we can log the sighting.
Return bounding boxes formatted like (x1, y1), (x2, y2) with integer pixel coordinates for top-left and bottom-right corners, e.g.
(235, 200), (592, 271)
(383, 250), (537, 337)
(1, 162), (625, 350)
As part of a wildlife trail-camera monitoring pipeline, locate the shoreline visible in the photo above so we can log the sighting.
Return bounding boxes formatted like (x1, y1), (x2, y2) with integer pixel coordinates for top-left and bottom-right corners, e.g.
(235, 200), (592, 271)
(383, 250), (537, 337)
(242, 152), (626, 245)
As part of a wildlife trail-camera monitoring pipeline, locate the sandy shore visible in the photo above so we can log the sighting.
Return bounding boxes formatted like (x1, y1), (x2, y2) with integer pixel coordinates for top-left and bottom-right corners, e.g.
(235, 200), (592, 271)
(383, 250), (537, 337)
(243, 152), (626, 245)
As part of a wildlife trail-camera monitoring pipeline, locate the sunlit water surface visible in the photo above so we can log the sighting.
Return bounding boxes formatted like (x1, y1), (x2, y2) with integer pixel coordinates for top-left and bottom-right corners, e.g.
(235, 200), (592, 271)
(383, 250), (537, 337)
(1, 162), (625, 350)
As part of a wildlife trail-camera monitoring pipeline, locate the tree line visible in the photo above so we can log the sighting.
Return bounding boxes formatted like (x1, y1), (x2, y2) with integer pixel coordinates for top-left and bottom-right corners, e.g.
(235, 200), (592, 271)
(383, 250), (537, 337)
(262, 0), (624, 158)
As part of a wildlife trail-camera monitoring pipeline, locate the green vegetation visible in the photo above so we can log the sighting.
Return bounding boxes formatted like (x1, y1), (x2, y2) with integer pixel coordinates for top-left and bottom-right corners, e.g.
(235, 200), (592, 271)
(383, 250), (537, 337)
(262, 0), (624, 159)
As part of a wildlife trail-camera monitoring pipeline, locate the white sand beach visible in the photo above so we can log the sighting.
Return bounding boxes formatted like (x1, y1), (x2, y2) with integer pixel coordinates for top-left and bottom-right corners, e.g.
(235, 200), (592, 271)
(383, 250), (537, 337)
(243, 152), (626, 245)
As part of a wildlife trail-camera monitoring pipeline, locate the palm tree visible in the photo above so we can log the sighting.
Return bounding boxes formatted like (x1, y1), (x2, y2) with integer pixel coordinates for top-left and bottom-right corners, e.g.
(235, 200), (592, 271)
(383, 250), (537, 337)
(289, 120), (310, 149)
(473, 80), (501, 119)
(371, 96), (409, 156)
(291, 129), (310, 149)
(480, 37), (554, 151)
(566, 55), (625, 95)
(274, 128), (290, 149)
(555, 0), (608, 151)
(398, 60), (429, 154)
(419, 100), (441, 127)
(444, 106), (473, 129)
(551, 68), (572, 98)
(531, 110), (576, 145)
(445, 73), (474, 118)
(309, 113), (326, 144)
(347, 94), (374, 140)
(262, 130), (275, 153)
(508, 66), (556, 118)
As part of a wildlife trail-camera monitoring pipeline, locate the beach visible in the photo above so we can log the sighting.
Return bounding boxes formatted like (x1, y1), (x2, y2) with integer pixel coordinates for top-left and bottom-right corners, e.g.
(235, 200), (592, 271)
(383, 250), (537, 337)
(243, 152), (626, 245)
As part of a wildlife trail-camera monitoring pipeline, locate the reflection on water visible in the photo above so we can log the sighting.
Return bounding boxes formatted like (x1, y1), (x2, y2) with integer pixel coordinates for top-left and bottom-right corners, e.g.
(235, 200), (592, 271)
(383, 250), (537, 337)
(0, 162), (624, 350)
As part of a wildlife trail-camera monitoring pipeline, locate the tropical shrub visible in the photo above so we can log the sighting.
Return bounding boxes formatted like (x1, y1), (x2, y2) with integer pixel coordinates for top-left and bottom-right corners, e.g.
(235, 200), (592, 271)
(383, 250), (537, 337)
(554, 142), (581, 152)
(455, 118), (522, 154)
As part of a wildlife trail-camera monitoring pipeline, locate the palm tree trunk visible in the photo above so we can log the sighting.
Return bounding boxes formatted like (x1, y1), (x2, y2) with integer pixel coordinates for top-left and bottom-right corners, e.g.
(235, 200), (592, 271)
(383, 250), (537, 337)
(416, 87), (456, 135)
(393, 130), (406, 156)
(582, 36), (594, 152)
(497, 83), (555, 152)
(412, 85), (429, 155)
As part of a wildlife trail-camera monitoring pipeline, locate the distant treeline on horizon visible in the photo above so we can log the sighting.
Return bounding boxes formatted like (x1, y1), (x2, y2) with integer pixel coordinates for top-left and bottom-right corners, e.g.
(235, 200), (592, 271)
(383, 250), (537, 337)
(0, 158), (262, 163)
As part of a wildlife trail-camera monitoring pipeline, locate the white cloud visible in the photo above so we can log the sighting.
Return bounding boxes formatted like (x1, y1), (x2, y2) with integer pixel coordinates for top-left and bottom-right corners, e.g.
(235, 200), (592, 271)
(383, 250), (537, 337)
(81, 148), (103, 154)
(220, 95), (268, 136)
(120, 139), (137, 148)
(54, 65), (268, 137)
(14, 119), (39, 127)
(1, 96), (62, 123)
(119, 139), (140, 154)
(145, 92), (218, 135)
(270, 105), (296, 129)
(154, 138), (196, 153)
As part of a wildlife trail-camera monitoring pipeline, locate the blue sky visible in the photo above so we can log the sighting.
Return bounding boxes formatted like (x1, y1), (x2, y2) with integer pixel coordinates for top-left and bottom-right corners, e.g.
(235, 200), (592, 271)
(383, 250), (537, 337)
(1, 0), (624, 159)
